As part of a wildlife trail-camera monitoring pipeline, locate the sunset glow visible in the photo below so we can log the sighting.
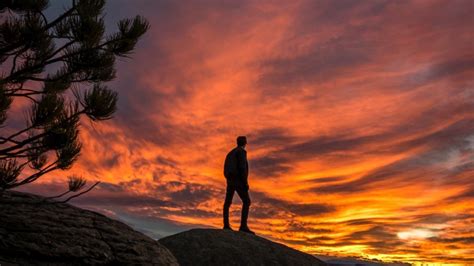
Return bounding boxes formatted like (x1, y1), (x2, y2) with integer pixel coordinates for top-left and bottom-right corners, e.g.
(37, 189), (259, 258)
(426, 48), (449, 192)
(7, 0), (474, 265)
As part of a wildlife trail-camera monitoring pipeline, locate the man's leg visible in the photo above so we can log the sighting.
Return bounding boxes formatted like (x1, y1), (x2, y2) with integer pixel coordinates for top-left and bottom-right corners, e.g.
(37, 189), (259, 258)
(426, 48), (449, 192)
(236, 187), (254, 234)
(223, 185), (235, 229)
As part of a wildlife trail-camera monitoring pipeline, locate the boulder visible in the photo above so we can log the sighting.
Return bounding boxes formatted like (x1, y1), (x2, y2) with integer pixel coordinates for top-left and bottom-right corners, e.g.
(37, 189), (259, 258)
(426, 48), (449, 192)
(160, 228), (327, 266)
(0, 191), (178, 265)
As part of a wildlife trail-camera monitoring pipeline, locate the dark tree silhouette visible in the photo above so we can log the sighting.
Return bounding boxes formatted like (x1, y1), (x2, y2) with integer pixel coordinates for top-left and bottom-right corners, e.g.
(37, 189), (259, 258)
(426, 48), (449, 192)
(0, 0), (149, 192)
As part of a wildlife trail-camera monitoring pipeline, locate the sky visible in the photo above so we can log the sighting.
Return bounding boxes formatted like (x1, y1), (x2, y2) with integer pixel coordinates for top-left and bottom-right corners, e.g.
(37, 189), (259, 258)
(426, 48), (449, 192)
(3, 0), (474, 265)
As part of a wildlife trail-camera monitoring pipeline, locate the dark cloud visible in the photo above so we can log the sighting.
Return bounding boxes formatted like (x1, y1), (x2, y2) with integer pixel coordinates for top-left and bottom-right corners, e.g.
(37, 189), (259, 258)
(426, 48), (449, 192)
(168, 208), (217, 218)
(411, 213), (474, 225)
(250, 132), (384, 178)
(257, 29), (373, 91)
(75, 180), (218, 213)
(307, 141), (470, 195)
(98, 179), (143, 193)
(254, 1), (396, 93)
(344, 226), (395, 241)
(98, 182), (124, 193)
(300, 118), (471, 159)
(131, 158), (151, 170)
(248, 127), (298, 149)
(429, 256), (474, 263)
(152, 168), (168, 182)
(403, 57), (474, 88)
(119, 178), (142, 187)
(308, 166), (399, 194)
(166, 182), (215, 207)
(344, 218), (386, 226)
(429, 236), (474, 245)
(103, 154), (121, 168)
(155, 155), (178, 168)
(285, 203), (335, 217)
(252, 117), (473, 182)
(251, 191), (335, 218)
(393, 119), (474, 155)
(74, 191), (173, 208)
(285, 220), (333, 234)
(285, 134), (381, 156)
(447, 186), (474, 201)
(296, 0), (391, 28)
(251, 154), (293, 177)
(305, 176), (347, 184)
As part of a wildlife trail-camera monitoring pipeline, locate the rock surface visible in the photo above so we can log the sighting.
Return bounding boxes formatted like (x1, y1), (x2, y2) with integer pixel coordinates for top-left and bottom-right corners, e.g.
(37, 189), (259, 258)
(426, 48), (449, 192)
(0, 191), (178, 265)
(160, 228), (327, 266)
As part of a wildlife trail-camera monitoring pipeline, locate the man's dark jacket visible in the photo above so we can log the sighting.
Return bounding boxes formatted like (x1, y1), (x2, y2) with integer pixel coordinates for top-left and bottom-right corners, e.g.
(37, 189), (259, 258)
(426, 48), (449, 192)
(224, 146), (248, 188)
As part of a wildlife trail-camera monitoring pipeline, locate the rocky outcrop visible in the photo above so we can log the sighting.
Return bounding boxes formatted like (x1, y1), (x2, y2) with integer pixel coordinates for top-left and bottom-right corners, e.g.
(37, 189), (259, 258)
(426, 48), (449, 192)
(160, 228), (327, 266)
(0, 191), (178, 265)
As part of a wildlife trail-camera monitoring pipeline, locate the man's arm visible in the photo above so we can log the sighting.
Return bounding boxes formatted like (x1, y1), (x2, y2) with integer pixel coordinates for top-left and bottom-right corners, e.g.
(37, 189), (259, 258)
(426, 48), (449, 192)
(236, 149), (249, 187)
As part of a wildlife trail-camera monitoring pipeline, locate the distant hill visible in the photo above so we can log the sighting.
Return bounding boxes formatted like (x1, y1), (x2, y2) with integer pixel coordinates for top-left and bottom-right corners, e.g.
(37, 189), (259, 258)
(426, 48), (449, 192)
(160, 228), (327, 266)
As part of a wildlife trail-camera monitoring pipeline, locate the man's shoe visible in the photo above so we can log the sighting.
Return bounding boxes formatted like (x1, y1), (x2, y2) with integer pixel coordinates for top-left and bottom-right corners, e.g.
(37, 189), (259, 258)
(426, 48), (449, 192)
(223, 225), (234, 231)
(239, 226), (255, 234)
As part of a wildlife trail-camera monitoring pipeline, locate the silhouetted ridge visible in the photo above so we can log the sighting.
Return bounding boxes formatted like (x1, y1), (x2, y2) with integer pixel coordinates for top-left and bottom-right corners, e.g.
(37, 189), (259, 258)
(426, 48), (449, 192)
(160, 228), (327, 266)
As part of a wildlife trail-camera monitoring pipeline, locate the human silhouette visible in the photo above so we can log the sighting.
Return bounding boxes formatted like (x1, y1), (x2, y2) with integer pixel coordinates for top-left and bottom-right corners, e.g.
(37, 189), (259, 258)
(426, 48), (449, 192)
(223, 136), (254, 234)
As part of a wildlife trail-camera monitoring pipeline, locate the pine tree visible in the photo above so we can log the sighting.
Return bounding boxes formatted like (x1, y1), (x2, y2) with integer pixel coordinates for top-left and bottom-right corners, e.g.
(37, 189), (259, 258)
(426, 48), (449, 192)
(0, 0), (149, 190)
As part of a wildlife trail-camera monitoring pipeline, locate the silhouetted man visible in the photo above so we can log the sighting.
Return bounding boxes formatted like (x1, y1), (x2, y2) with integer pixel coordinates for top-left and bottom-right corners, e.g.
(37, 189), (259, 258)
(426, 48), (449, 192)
(223, 136), (254, 234)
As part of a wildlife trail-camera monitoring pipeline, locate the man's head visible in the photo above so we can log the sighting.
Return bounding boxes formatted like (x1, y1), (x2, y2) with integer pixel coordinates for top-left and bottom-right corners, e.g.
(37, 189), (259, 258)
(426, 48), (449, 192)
(237, 136), (247, 147)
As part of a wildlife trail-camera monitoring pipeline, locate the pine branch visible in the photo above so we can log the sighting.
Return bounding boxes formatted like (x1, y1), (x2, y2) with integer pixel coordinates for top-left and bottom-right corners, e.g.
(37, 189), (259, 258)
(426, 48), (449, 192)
(46, 40), (76, 62)
(10, 160), (59, 188)
(46, 190), (71, 200)
(7, 92), (43, 97)
(38, 10), (49, 25)
(7, 94), (40, 103)
(0, 145), (46, 158)
(4, 39), (115, 83)
(0, 115), (82, 156)
(60, 181), (100, 203)
(0, 132), (47, 155)
(0, 124), (36, 145)
(0, 137), (21, 145)
(23, 76), (97, 84)
(1, 5), (77, 76)
(17, 158), (35, 169)
(43, 6), (76, 32)
(0, 7), (76, 55)
(10, 47), (28, 75)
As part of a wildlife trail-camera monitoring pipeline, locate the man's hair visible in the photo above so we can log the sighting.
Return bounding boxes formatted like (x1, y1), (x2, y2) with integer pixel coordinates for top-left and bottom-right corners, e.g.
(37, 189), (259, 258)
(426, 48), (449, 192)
(237, 136), (247, 146)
